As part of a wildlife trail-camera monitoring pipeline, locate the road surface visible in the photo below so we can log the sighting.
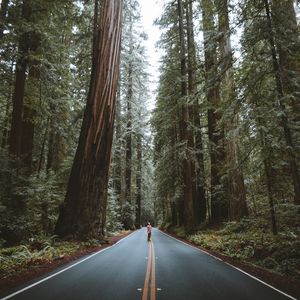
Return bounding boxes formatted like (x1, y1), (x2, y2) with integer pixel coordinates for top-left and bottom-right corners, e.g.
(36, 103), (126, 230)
(0, 229), (297, 300)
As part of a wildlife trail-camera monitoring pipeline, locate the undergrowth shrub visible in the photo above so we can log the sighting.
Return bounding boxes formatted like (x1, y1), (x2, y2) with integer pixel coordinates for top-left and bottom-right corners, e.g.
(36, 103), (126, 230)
(188, 219), (300, 279)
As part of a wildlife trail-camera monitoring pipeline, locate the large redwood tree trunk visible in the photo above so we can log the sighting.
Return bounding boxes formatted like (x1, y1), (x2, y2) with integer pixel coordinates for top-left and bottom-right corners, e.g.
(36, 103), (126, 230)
(177, 0), (195, 232)
(55, 0), (123, 239)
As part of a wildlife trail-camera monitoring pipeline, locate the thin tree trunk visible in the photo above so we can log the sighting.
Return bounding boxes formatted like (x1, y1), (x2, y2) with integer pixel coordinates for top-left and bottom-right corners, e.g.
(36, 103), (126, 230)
(9, 1), (41, 171)
(46, 120), (54, 173)
(0, 0), (9, 39)
(38, 118), (50, 174)
(172, 124), (180, 226)
(202, 0), (228, 223)
(177, 0), (195, 232)
(113, 84), (122, 200)
(135, 131), (142, 228)
(125, 74), (132, 205)
(46, 119), (65, 172)
(256, 110), (278, 235)
(1, 58), (14, 148)
(2, 91), (11, 148)
(124, 7), (133, 224)
(55, 0), (123, 239)
(20, 60), (40, 170)
(9, 26), (29, 158)
(264, 0), (300, 205)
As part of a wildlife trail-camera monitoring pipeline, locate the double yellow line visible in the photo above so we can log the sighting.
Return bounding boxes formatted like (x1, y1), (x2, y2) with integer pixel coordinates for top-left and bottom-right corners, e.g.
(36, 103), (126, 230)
(142, 240), (156, 300)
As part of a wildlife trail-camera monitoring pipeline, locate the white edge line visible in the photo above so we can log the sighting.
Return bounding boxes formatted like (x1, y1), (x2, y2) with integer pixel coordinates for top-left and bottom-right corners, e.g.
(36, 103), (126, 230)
(159, 230), (298, 300)
(0, 231), (135, 300)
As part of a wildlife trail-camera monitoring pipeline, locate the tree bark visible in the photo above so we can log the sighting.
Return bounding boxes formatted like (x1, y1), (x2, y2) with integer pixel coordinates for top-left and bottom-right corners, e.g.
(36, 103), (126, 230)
(125, 69), (132, 205)
(217, 0), (248, 220)
(255, 109), (278, 235)
(0, 0), (9, 39)
(186, 0), (207, 224)
(202, 0), (228, 223)
(9, 0), (41, 171)
(20, 59), (40, 170)
(1, 99), (10, 148)
(271, 0), (300, 123)
(0, 2), (11, 147)
(125, 3), (133, 205)
(54, 0), (123, 239)
(38, 118), (50, 174)
(264, 0), (300, 205)
(177, 0), (195, 232)
(135, 131), (142, 228)
(113, 84), (122, 200)
(9, 10), (30, 158)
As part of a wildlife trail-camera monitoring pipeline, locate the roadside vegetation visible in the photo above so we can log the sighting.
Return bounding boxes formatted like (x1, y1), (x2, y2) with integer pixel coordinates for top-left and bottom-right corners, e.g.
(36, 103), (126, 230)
(0, 231), (130, 282)
(166, 219), (300, 281)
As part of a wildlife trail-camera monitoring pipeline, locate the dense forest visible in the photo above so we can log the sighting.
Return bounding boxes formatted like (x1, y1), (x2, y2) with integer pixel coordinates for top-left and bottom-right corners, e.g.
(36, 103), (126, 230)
(0, 0), (300, 286)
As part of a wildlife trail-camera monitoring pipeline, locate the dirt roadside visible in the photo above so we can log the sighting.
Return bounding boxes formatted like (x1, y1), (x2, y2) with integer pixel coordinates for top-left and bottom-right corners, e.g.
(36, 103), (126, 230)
(0, 231), (132, 294)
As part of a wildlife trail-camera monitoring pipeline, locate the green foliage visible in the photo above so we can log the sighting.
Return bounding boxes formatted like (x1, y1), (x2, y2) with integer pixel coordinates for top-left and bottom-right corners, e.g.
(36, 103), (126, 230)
(0, 170), (66, 245)
(110, 0), (153, 229)
(0, 0), (93, 245)
(189, 221), (300, 279)
(0, 235), (101, 279)
(106, 185), (123, 233)
(171, 226), (186, 238)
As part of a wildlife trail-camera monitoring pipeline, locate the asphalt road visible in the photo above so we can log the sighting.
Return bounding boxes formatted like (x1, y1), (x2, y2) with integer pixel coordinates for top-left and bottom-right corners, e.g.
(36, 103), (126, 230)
(0, 229), (297, 300)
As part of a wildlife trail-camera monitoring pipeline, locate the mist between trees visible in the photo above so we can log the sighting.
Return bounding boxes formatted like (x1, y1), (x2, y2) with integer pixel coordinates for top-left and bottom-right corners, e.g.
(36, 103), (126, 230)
(0, 0), (299, 268)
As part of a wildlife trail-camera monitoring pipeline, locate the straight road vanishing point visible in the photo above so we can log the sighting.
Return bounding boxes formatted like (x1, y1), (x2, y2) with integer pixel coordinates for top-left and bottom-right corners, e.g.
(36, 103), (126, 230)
(0, 229), (297, 300)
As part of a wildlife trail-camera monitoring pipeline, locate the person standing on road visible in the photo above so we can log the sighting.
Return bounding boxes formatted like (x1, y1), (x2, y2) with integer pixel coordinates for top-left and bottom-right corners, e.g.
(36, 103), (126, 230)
(147, 222), (152, 241)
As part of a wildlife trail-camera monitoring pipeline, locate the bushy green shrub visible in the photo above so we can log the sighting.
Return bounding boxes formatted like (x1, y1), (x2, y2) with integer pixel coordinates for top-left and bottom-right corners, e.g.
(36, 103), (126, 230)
(188, 222), (300, 279)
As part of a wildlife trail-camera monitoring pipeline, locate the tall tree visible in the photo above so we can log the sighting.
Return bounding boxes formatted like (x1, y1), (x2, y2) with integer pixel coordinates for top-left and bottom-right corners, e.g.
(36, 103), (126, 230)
(271, 0), (300, 123)
(0, 0), (9, 39)
(135, 114), (142, 228)
(124, 7), (133, 218)
(186, 0), (207, 224)
(217, 0), (248, 220)
(55, 0), (123, 239)
(239, 0), (282, 234)
(201, 0), (228, 223)
(112, 84), (122, 202)
(263, 0), (300, 205)
(177, 0), (195, 231)
(9, 0), (41, 167)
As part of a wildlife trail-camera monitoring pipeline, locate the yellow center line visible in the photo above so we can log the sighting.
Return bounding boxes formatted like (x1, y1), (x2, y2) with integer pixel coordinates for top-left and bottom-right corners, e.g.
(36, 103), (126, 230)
(150, 241), (156, 300)
(142, 241), (152, 300)
(142, 239), (156, 300)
